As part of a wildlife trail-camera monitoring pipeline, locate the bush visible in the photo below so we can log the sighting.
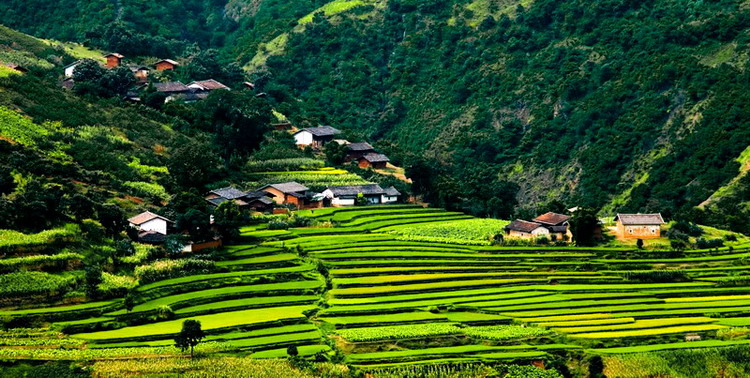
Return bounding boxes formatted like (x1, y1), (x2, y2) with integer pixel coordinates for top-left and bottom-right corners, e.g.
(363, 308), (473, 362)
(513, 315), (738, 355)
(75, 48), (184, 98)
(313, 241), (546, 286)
(696, 238), (724, 249)
(623, 270), (688, 283)
(134, 259), (214, 284)
(0, 271), (75, 298)
(671, 221), (704, 237)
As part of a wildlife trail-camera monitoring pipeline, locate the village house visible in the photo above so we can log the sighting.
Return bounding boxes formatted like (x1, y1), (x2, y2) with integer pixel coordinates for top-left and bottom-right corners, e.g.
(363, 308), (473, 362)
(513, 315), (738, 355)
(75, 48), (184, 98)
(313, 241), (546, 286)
(129, 66), (150, 83)
(104, 53), (124, 68)
(293, 126), (342, 149)
(504, 220), (551, 239)
(358, 153), (390, 169)
(321, 184), (392, 206)
(188, 79), (230, 92)
(63, 60), (82, 78)
(258, 182), (321, 209)
(153, 81), (191, 102)
(532, 212), (572, 241)
(614, 213), (665, 239)
(382, 186), (401, 204)
(243, 81), (255, 90)
(345, 142), (375, 161)
(154, 59), (180, 71)
(205, 187), (273, 211)
(128, 211), (173, 243)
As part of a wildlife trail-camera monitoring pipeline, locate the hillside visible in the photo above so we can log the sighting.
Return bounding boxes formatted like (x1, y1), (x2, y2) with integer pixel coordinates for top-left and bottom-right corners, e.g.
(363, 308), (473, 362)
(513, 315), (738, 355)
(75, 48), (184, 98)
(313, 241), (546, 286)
(5, 1), (750, 232)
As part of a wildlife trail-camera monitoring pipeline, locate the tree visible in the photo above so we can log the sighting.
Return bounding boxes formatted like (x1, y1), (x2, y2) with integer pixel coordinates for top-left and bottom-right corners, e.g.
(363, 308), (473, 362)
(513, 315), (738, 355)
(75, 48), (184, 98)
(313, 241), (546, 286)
(355, 193), (368, 206)
(100, 66), (136, 96)
(569, 207), (600, 246)
(213, 201), (244, 241)
(324, 142), (348, 166)
(164, 234), (188, 257)
(286, 345), (299, 357)
(167, 140), (222, 189)
(84, 266), (102, 298)
(174, 319), (205, 357)
(176, 209), (212, 242)
(97, 203), (127, 236)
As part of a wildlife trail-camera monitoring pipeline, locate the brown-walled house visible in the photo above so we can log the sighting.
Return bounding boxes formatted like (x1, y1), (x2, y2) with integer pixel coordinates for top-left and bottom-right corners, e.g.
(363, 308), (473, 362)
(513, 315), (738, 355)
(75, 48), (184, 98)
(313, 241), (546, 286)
(614, 213), (665, 239)
(105, 53), (124, 68)
(358, 153), (390, 169)
(345, 142), (375, 161)
(258, 182), (321, 209)
(205, 187), (272, 211)
(155, 59), (180, 71)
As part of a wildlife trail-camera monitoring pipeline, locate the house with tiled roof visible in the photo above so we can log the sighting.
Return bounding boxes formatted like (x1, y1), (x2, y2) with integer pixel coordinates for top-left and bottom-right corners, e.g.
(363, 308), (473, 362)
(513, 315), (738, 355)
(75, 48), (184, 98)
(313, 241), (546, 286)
(154, 59), (180, 71)
(614, 213), (665, 239)
(345, 142), (375, 161)
(205, 187), (272, 211)
(258, 182), (321, 209)
(504, 220), (550, 239)
(532, 212), (572, 241)
(293, 126), (342, 149)
(321, 184), (388, 206)
(187, 79), (230, 92)
(128, 211), (174, 237)
(358, 153), (390, 169)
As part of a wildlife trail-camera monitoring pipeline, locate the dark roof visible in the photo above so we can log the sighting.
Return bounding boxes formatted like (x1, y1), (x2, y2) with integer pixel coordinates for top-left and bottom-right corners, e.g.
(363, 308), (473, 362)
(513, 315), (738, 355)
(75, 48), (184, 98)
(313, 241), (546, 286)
(296, 126), (341, 137)
(360, 153), (390, 163)
(384, 186), (401, 196)
(105, 53), (124, 58)
(326, 184), (385, 197)
(261, 182), (309, 194)
(138, 230), (166, 244)
(183, 92), (210, 101)
(153, 81), (190, 93)
(532, 212), (570, 226)
(188, 79), (230, 91)
(63, 60), (82, 69)
(347, 142), (375, 152)
(128, 211), (172, 225)
(128, 65), (150, 72)
(615, 213), (665, 225)
(209, 187), (249, 200)
(155, 59), (180, 66)
(505, 220), (545, 233)
(206, 197), (228, 206)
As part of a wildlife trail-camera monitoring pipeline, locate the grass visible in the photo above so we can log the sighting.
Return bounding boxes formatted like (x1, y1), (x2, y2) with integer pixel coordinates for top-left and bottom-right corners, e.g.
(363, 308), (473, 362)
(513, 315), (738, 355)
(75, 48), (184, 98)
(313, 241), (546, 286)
(136, 265), (314, 292)
(330, 278), (548, 297)
(319, 312), (447, 326)
(174, 295), (319, 315)
(570, 324), (726, 339)
(594, 339), (750, 354)
(337, 323), (463, 342)
(74, 305), (315, 341)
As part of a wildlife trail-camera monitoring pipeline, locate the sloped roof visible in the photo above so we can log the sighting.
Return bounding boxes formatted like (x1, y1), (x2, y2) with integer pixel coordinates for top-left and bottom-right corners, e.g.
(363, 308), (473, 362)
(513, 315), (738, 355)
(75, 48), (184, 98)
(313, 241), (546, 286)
(138, 230), (166, 243)
(361, 153), (390, 163)
(105, 53), (124, 58)
(532, 212), (570, 226)
(384, 186), (401, 196)
(505, 219), (545, 233)
(153, 81), (190, 93)
(296, 126), (341, 137)
(261, 181), (309, 194)
(326, 184), (385, 197)
(155, 59), (180, 66)
(188, 79), (230, 91)
(347, 142), (375, 151)
(209, 187), (248, 200)
(63, 60), (82, 69)
(128, 211), (172, 225)
(615, 213), (665, 225)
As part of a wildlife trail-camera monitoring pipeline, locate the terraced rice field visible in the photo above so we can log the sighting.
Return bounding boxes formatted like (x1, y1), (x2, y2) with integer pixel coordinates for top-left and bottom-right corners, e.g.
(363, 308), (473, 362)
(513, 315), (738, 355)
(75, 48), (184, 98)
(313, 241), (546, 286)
(3, 206), (750, 370)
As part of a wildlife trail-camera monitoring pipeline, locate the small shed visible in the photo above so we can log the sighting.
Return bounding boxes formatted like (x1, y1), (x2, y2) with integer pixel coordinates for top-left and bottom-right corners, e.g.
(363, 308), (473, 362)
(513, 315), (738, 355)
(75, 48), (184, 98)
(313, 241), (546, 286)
(358, 153), (390, 169)
(154, 59), (180, 71)
(63, 60), (82, 78)
(187, 79), (230, 92)
(259, 182), (309, 207)
(345, 142), (375, 161)
(321, 184), (386, 206)
(104, 53), (124, 68)
(293, 126), (342, 149)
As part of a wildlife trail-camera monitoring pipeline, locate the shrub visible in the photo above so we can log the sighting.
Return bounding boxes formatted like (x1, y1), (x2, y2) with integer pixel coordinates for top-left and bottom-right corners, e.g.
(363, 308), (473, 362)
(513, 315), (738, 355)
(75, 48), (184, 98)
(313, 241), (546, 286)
(623, 270), (688, 283)
(122, 181), (170, 204)
(0, 271), (75, 298)
(696, 238), (724, 249)
(134, 259), (214, 284)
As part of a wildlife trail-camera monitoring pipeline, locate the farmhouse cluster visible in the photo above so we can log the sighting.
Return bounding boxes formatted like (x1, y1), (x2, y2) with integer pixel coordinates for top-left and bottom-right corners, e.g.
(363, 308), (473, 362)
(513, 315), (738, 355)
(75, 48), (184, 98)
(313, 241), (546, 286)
(293, 126), (392, 169)
(62, 52), (249, 102)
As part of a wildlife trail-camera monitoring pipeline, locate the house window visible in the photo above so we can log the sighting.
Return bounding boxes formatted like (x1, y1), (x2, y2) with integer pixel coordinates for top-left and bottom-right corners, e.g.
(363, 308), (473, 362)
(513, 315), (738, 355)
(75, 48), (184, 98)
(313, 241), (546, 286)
(651, 227), (656, 234)
(629, 229), (633, 234)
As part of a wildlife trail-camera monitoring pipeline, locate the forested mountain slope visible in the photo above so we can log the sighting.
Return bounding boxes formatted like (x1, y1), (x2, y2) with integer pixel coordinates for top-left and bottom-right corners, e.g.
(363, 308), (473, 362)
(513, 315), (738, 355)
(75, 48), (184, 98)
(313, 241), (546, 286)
(1, 0), (749, 232)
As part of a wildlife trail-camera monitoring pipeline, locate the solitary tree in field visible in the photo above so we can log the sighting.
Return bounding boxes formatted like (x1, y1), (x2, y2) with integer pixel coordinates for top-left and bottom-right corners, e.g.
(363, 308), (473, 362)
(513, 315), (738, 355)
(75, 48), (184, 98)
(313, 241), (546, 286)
(175, 319), (204, 357)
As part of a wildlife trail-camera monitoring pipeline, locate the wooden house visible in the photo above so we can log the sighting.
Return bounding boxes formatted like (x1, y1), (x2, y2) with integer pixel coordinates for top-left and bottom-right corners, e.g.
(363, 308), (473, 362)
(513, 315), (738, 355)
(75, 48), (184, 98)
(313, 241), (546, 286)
(128, 211), (172, 238)
(259, 182), (312, 208)
(321, 184), (387, 206)
(105, 53), (124, 68)
(187, 79), (230, 92)
(130, 66), (150, 83)
(153, 81), (191, 102)
(532, 212), (572, 242)
(205, 187), (272, 211)
(345, 142), (375, 161)
(293, 126), (342, 149)
(614, 213), (665, 239)
(504, 220), (550, 239)
(154, 59), (180, 71)
(358, 153), (390, 169)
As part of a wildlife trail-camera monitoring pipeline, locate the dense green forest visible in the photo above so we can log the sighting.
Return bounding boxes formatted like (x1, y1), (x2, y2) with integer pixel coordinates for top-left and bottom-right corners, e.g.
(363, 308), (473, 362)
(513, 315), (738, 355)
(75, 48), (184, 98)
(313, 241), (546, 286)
(1, 0), (750, 233)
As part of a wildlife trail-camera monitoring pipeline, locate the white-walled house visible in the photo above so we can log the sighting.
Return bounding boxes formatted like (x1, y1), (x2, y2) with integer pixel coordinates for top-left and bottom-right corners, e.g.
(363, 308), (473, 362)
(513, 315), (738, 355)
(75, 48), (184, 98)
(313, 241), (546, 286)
(128, 211), (172, 235)
(321, 184), (386, 206)
(293, 126), (341, 149)
(382, 186), (401, 204)
(63, 60), (82, 78)
(504, 220), (551, 239)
